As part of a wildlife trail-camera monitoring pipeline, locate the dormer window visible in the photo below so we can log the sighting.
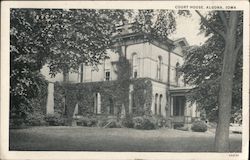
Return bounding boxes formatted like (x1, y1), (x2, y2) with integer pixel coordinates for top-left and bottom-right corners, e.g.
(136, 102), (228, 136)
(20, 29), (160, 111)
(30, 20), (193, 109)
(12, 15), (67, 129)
(179, 41), (186, 47)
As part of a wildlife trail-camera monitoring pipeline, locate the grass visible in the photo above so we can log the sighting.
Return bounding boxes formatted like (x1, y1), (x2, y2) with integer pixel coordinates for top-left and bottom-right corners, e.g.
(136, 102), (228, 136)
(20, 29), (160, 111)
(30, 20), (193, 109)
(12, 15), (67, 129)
(9, 126), (242, 152)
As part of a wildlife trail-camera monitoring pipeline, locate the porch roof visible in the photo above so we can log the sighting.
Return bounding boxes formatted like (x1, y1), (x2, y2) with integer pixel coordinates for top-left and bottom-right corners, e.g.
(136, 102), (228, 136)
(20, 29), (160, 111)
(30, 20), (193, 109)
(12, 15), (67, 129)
(169, 86), (194, 94)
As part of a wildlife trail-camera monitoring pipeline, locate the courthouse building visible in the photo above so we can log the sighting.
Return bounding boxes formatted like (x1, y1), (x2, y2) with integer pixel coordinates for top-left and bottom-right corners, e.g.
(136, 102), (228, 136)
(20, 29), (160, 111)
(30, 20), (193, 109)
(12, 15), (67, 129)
(41, 22), (200, 125)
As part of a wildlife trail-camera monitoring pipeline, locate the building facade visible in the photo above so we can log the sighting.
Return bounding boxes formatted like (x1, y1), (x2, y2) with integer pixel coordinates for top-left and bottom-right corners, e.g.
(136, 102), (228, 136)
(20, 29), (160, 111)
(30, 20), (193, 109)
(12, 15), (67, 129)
(41, 25), (200, 125)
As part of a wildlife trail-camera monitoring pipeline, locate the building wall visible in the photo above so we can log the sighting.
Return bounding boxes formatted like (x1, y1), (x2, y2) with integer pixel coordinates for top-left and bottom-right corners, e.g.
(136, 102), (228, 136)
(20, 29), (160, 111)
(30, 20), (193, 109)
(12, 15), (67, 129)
(74, 41), (185, 86)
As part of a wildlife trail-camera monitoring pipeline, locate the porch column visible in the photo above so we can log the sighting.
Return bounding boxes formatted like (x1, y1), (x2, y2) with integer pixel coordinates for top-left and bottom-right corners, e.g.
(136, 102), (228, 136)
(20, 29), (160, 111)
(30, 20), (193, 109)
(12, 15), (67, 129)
(170, 96), (173, 116)
(128, 84), (133, 113)
(97, 93), (101, 114)
(46, 82), (54, 115)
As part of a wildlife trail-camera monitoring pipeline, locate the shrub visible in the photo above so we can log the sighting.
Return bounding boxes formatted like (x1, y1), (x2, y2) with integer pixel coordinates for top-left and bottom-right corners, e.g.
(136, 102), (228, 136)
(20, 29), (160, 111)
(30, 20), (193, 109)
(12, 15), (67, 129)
(176, 126), (189, 131)
(173, 123), (184, 129)
(191, 120), (207, 132)
(45, 114), (65, 126)
(121, 115), (134, 128)
(25, 112), (46, 126)
(77, 116), (98, 127)
(96, 117), (121, 128)
(132, 116), (156, 130)
(132, 116), (144, 129)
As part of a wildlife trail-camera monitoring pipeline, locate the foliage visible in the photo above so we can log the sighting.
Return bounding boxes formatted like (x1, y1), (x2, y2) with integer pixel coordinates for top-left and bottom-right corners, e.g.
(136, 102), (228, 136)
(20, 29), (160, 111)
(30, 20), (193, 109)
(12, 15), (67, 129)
(121, 115), (134, 128)
(77, 116), (98, 127)
(181, 16), (242, 122)
(25, 112), (47, 126)
(176, 126), (189, 131)
(44, 113), (65, 126)
(131, 10), (190, 43)
(191, 120), (208, 132)
(173, 123), (184, 129)
(46, 9), (126, 78)
(10, 9), (126, 123)
(10, 9), (56, 122)
(132, 116), (156, 130)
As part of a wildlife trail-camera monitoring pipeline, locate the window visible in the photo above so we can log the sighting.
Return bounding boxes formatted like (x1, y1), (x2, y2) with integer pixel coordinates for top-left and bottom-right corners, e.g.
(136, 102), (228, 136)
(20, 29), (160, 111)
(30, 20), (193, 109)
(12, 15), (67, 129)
(154, 94), (158, 115)
(179, 41), (186, 47)
(104, 58), (111, 81)
(105, 71), (110, 81)
(132, 53), (138, 78)
(175, 62), (180, 85)
(133, 70), (137, 78)
(159, 94), (162, 115)
(157, 56), (162, 80)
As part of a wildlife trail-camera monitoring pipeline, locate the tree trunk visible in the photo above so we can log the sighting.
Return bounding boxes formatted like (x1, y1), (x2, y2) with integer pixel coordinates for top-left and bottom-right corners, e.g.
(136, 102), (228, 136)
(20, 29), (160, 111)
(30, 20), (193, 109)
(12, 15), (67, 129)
(215, 12), (239, 152)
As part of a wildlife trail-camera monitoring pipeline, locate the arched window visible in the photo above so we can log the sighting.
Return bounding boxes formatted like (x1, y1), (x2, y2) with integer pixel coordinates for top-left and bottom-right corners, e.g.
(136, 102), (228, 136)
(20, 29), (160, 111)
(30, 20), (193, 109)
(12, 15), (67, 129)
(132, 53), (138, 78)
(155, 94), (158, 115)
(175, 62), (180, 85)
(104, 58), (111, 81)
(157, 56), (162, 80)
(159, 94), (163, 115)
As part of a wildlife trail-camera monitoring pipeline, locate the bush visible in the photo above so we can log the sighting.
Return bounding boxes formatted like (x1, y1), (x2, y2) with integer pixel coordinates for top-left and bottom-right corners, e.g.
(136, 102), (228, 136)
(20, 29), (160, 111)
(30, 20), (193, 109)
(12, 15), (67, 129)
(173, 123), (184, 129)
(97, 117), (121, 128)
(176, 126), (189, 131)
(132, 116), (156, 130)
(191, 120), (207, 132)
(121, 115), (134, 128)
(45, 114), (65, 126)
(25, 112), (46, 126)
(77, 116), (98, 127)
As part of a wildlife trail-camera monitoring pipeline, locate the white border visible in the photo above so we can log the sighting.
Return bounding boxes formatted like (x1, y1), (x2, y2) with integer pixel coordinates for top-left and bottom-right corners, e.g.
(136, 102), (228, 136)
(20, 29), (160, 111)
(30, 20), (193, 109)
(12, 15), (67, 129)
(1, 1), (249, 160)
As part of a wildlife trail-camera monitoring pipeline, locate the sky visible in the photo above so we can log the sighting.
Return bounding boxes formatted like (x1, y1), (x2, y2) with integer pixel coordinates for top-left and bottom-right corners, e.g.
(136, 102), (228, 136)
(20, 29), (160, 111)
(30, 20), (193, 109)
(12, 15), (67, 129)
(169, 11), (208, 46)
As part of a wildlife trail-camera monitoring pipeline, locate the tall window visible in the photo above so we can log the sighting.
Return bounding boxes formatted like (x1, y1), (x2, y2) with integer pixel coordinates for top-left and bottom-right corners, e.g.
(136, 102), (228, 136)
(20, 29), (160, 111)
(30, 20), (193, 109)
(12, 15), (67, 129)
(157, 56), (162, 80)
(154, 94), (158, 115)
(175, 62), (180, 85)
(104, 58), (111, 81)
(132, 53), (138, 78)
(159, 94), (162, 115)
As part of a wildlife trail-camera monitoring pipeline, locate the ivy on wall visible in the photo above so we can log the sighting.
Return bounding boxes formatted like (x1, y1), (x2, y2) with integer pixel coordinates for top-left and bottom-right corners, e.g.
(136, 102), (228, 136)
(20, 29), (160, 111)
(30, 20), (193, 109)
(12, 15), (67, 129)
(54, 78), (153, 120)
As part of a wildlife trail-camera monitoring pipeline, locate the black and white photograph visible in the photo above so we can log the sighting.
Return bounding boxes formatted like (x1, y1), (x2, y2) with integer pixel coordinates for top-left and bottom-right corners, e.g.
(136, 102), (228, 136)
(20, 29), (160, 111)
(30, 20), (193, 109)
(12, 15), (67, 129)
(1, 1), (249, 160)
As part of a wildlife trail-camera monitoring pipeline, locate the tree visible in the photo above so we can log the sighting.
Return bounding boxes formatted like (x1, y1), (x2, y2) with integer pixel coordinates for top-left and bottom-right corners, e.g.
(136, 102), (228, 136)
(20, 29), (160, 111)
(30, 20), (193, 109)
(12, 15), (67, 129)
(132, 10), (189, 42)
(45, 9), (125, 82)
(10, 9), (55, 123)
(10, 9), (126, 123)
(181, 11), (243, 152)
(181, 35), (242, 122)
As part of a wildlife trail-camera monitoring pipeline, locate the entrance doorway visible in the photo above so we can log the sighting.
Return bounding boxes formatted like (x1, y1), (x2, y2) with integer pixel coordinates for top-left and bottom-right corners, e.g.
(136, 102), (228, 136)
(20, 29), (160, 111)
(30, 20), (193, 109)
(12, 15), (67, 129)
(173, 96), (186, 116)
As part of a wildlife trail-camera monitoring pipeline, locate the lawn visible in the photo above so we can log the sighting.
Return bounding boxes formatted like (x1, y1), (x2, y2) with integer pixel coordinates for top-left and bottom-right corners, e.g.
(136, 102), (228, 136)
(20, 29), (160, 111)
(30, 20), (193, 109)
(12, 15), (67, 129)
(9, 126), (242, 152)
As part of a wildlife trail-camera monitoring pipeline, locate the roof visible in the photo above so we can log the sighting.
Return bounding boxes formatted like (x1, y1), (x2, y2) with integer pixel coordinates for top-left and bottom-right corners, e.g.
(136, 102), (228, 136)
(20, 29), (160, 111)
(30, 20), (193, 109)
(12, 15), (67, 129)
(111, 31), (175, 51)
(169, 86), (194, 94)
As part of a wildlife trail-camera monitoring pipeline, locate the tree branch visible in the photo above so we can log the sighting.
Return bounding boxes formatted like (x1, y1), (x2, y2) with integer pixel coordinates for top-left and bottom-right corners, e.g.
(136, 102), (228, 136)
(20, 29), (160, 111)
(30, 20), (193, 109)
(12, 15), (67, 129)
(195, 10), (226, 39)
(218, 11), (228, 30)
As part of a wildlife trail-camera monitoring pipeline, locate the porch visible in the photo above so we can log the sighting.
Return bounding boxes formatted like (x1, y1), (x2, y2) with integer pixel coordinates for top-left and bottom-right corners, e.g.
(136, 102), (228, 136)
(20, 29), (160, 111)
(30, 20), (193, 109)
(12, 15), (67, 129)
(169, 87), (200, 126)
